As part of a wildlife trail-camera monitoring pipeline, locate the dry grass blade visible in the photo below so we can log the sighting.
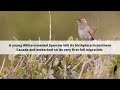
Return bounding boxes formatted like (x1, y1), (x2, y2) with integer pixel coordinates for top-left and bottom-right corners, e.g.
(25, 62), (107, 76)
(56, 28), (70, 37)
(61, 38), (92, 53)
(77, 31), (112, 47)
(78, 58), (92, 79)
(0, 57), (6, 73)
(63, 59), (67, 79)
(49, 11), (52, 41)
(45, 54), (54, 65)
(78, 61), (86, 79)
(13, 55), (23, 72)
(96, 16), (100, 29)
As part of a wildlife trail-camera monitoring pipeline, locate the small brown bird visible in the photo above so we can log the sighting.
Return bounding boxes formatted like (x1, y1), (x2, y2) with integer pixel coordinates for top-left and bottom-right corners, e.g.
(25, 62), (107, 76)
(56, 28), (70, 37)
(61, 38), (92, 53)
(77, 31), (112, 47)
(76, 17), (97, 40)
(76, 17), (97, 59)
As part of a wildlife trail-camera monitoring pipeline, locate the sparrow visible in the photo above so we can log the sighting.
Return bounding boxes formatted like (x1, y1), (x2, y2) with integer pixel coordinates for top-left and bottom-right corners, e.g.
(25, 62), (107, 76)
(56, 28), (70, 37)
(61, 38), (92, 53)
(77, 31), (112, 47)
(76, 17), (97, 59)
(76, 17), (96, 40)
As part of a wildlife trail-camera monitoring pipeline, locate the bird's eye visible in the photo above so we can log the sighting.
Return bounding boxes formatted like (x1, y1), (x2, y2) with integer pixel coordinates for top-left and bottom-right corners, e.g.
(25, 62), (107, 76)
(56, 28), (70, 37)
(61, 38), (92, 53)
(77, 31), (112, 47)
(78, 19), (81, 21)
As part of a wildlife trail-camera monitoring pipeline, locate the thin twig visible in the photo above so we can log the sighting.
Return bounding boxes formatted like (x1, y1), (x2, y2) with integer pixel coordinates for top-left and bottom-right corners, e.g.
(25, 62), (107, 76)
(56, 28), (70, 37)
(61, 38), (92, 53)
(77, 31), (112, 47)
(0, 57), (6, 73)
(29, 39), (34, 54)
(13, 55), (23, 72)
(36, 37), (42, 60)
(91, 16), (100, 29)
(13, 36), (19, 41)
(49, 11), (52, 40)
(96, 16), (100, 29)
(79, 61), (86, 79)
(78, 58), (92, 79)
(39, 37), (41, 44)
(96, 59), (106, 78)
(63, 60), (67, 79)
(45, 54), (53, 65)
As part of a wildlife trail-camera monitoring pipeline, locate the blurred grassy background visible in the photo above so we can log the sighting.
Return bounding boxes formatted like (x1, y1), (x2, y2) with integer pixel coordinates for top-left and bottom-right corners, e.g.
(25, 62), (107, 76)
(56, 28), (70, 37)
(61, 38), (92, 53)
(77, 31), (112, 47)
(0, 11), (120, 64)
(0, 11), (120, 40)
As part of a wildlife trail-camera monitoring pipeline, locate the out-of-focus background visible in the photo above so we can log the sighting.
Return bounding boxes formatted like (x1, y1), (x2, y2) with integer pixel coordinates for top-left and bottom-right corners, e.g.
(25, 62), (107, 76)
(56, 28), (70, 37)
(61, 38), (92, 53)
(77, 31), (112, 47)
(0, 11), (120, 64)
(0, 11), (120, 40)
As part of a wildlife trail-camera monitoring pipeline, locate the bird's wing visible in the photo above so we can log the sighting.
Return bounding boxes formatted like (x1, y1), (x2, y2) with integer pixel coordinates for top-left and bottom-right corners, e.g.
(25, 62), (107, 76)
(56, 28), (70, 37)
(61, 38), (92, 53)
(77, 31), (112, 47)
(88, 27), (94, 40)
(88, 26), (97, 36)
(92, 27), (97, 36)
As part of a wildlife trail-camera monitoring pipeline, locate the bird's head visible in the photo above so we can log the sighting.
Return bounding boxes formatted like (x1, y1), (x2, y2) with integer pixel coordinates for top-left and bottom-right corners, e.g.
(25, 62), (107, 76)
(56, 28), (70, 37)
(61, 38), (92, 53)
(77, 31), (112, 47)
(76, 17), (87, 25)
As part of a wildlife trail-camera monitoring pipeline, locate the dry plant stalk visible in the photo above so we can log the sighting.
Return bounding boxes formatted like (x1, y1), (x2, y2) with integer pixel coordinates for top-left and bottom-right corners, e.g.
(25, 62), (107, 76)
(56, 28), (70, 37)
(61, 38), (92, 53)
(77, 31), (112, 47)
(78, 57), (92, 79)
(0, 57), (6, 73)
(63, 60), (67, 79)
(49, 11), (52, 40)
(91, 16), (100, 38)
(13, 56), (23, 72)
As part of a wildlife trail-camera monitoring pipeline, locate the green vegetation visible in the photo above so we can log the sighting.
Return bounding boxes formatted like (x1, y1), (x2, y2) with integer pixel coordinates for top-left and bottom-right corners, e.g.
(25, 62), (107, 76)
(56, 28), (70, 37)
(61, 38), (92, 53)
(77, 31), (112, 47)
(0, 36), (120, 79)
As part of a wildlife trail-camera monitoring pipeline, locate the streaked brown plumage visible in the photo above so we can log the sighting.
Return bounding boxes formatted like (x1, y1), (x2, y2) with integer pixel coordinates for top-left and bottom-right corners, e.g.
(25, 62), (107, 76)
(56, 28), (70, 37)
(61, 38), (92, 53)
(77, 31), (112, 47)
(77, 17), (96, 40)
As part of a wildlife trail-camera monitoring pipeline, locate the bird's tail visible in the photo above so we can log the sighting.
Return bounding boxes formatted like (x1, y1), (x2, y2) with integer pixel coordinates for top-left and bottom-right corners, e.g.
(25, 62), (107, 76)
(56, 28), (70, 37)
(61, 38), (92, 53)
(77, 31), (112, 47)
(92, 37), (94, 40)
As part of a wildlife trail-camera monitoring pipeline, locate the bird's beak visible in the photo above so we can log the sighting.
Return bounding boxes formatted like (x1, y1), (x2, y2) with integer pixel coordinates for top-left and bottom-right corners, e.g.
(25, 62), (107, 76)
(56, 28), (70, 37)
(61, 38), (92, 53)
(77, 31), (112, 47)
(76, 20), (79, 23)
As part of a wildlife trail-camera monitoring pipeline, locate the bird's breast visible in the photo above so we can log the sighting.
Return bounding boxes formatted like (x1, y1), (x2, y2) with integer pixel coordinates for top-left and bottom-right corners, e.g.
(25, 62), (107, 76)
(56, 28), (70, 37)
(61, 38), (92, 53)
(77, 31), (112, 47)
(78, 28), (91, 40)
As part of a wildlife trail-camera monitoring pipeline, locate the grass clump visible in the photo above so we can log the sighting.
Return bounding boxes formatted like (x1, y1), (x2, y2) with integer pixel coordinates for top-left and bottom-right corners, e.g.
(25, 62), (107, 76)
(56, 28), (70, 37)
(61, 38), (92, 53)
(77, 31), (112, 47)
(0, 36), (119, 79)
